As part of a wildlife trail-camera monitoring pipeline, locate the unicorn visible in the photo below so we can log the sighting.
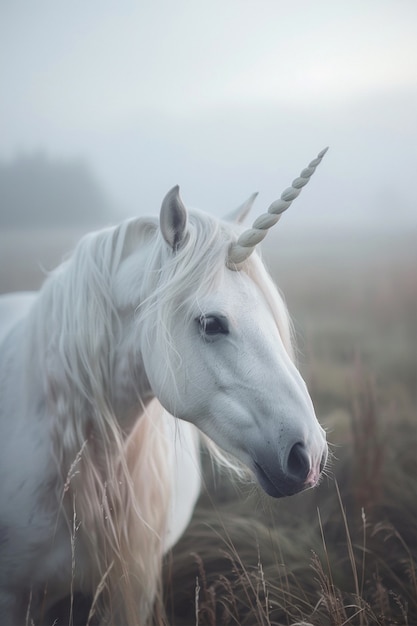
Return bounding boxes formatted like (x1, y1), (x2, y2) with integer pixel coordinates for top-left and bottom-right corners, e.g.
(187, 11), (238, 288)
(0, 149), (328, 625)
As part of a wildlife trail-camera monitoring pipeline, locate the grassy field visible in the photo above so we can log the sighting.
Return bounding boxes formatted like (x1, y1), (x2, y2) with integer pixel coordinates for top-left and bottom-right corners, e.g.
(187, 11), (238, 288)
(1, 225), (416, 625)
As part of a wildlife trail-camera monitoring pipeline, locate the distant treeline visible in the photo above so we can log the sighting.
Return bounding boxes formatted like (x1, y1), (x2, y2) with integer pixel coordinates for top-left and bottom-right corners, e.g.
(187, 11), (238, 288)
(0, 153), (114, 228)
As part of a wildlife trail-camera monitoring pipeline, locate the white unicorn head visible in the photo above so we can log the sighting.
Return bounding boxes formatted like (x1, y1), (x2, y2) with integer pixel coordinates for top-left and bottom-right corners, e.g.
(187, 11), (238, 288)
(114, 148), (328, 498)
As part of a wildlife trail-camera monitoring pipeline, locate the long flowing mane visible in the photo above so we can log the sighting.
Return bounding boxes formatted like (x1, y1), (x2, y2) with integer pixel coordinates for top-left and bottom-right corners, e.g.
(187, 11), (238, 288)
(26, 210), (294, 624)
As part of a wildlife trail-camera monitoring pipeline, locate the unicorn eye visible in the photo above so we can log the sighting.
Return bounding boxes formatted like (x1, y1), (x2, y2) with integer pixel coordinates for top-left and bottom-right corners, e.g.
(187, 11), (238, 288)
(197, 314), (229, 337)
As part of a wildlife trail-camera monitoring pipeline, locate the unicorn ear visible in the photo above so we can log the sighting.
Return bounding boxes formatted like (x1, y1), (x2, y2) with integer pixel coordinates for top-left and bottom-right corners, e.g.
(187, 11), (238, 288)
(223, 192), (258, 224)
(160, 185), (188, 251)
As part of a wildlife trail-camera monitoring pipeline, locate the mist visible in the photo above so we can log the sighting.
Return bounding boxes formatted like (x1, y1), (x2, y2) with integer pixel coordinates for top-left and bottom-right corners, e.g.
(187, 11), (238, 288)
(0, 1), (416, 237)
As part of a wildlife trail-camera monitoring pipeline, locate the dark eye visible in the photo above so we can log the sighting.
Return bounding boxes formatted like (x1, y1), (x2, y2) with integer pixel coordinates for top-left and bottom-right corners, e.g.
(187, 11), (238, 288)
(197, 314), (229, 337)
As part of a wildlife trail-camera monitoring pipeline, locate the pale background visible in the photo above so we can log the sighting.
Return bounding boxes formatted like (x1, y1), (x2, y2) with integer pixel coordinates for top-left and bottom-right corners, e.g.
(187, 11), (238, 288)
(1, 0), (416, 233)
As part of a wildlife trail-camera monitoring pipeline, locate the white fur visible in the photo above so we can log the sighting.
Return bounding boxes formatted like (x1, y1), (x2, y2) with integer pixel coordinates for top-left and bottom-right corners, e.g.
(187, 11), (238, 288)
(0, 205), (327, 625)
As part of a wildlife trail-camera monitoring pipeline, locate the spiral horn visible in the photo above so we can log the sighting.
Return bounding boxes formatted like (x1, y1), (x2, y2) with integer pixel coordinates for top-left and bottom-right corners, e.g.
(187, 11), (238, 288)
(227, 147), (328, 267)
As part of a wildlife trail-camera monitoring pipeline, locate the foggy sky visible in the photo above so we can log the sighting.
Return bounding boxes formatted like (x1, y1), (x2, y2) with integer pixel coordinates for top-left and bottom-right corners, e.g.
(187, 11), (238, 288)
(1, 1), (416, 232)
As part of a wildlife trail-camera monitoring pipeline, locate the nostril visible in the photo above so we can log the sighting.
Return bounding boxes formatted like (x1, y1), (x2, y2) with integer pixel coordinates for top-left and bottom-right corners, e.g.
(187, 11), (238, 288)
(287, 442), (310, 481)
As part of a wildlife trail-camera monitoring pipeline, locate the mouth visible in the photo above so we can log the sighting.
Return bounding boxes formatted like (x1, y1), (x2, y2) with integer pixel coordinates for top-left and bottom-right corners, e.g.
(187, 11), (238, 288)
(253, 461), (303, 498)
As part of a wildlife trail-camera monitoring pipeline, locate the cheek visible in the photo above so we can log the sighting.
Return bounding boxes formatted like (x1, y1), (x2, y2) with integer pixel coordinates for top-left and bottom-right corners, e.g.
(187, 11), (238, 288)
(176, 347), (221, 417)
(141, 331), (201, 412)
